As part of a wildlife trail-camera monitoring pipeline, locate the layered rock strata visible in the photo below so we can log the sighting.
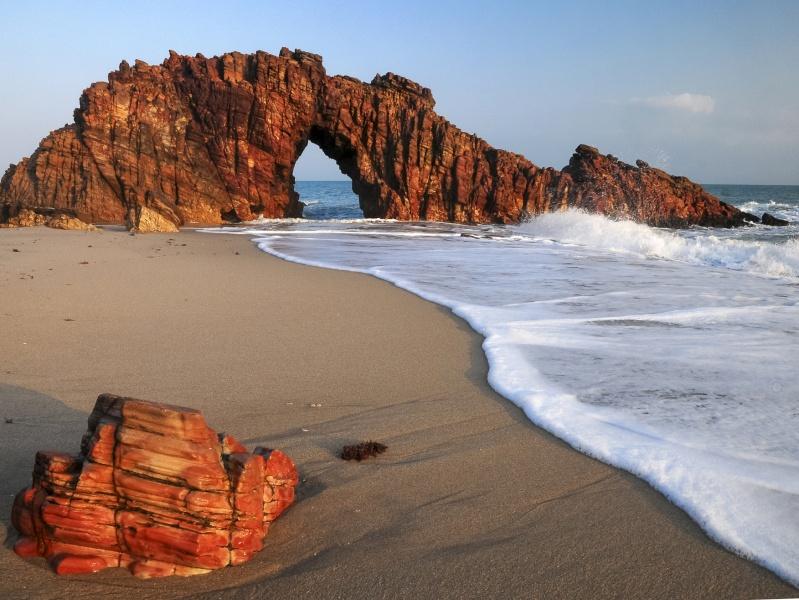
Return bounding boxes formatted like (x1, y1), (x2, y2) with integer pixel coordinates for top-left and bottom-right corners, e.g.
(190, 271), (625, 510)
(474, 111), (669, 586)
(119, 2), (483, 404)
(0, 48), (755, 229)
(11, 394), (298, 578)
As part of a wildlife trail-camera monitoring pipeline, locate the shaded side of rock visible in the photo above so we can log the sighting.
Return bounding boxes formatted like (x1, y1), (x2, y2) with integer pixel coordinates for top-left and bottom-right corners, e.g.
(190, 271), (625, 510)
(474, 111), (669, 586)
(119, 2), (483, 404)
(761, 212), (789, 226)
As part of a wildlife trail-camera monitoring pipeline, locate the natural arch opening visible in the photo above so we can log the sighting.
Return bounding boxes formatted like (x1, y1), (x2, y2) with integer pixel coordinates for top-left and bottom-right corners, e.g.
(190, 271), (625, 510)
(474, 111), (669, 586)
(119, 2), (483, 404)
(291, 138), (362, 220)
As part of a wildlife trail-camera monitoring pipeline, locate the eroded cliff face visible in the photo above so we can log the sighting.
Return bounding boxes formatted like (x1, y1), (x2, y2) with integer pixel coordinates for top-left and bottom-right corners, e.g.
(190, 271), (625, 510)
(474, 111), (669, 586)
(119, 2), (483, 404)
(0, 48), (754, 228)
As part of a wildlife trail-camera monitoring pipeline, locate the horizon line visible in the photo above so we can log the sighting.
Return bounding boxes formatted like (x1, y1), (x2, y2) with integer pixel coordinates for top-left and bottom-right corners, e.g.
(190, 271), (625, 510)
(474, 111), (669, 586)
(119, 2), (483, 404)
(295, 179), (799, 187)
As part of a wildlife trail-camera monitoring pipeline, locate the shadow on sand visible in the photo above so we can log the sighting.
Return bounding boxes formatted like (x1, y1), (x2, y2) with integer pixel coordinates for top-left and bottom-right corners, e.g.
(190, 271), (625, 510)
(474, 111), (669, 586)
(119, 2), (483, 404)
(0, 384), (87, 548)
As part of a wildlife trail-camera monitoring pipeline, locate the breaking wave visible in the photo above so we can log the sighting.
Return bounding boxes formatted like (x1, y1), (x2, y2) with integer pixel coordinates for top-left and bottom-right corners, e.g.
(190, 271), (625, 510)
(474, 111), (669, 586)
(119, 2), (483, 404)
(202, 183), (799, 586)
(519, 211), (799, 279)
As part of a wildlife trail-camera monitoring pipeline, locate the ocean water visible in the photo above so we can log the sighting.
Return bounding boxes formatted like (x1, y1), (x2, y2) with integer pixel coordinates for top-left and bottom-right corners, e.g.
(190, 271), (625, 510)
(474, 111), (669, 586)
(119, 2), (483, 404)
(297, 181), (364, 220)
(207, 181), (799, 585)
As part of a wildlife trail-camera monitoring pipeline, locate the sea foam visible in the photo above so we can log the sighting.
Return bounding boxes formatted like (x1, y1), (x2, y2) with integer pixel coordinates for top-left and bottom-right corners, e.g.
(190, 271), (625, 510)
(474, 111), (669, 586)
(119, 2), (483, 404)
(202, 206), (799, 586)
(519, 210), (799, 279)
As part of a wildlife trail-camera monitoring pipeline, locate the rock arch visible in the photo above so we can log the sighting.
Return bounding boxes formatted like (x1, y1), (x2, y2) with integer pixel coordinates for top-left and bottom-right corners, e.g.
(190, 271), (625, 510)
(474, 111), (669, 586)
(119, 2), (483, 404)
(0, 47), (754, 229)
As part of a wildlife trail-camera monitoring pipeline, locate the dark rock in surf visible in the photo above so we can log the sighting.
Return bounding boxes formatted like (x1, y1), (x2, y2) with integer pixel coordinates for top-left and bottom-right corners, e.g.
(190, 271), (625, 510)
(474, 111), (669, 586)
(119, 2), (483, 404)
(761, 212), (789, 226)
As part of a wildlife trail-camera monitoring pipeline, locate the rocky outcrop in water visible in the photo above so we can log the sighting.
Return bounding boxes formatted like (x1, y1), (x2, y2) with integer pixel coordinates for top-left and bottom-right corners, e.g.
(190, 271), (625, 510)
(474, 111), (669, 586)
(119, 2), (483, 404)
(761, 212), (789, 226)
(11, 394), (297, 578)
(0, 48), (756, 229)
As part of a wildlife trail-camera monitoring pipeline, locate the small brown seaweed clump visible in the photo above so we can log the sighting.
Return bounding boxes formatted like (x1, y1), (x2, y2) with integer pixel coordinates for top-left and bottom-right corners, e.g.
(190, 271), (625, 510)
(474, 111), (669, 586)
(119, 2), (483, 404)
(340, 441), (388, 461)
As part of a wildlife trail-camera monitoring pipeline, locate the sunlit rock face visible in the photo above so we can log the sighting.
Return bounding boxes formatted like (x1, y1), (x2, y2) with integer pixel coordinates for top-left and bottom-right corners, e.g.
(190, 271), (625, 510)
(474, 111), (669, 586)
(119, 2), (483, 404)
(0, 48), (754, 228)
(11, 394), (298, 578)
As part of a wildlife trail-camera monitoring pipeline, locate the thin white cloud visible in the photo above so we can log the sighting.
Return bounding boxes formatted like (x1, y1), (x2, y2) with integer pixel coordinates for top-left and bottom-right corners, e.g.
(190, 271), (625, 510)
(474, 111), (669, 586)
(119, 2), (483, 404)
(630, 93), (715, 114)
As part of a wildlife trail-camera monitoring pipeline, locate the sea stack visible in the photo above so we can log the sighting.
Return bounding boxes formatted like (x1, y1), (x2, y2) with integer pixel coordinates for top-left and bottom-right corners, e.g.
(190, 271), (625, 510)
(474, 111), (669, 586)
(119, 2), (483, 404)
(0, 48), (755, 230)
(11, 394), (298, 578)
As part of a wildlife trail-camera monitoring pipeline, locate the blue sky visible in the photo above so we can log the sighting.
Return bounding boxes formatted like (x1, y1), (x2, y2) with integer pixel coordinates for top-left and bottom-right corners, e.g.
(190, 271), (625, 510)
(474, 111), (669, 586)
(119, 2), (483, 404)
(1, 0), (797, 184)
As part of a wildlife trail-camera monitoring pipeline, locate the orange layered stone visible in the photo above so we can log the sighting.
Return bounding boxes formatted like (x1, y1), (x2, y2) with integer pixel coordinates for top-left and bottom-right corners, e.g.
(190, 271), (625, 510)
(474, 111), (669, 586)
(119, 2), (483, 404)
(10, 394), (297, 578)
(118, 510), (230, 569)
(114, 469), (190, 511)
(82, 422), (117, 464)
(73, 462), (117, 500)
(185, 490), (233, 515)
(116, 444), (228, 490)
(52, 554), (115, 575)
(227, 453), (267, 566)
(117, 425), (222, 462)
(256, 448), (299, 522)
(121, 400), (220, 446)
(41, 502), (119, 548)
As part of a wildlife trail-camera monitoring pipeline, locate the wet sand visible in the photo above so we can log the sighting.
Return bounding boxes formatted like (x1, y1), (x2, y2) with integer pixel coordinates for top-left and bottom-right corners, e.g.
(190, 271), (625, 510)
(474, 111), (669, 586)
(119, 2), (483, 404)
(0, 227), (795, 599)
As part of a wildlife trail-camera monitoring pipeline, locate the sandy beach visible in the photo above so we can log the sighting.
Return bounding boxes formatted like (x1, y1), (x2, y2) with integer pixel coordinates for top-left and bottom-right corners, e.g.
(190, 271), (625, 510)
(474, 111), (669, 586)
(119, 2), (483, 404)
(0, 227), (795, 600)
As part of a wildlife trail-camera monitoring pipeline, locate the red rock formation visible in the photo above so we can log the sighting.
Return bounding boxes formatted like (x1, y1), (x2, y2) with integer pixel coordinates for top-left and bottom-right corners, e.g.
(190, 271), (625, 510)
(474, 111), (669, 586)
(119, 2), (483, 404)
(11, 394), (298, 578)
(0, 48), (756, 229)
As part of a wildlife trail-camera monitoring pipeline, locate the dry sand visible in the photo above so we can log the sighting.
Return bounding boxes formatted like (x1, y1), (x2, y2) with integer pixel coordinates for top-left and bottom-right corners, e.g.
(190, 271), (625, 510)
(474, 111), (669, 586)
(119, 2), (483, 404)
(0, 227), (795, 599)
